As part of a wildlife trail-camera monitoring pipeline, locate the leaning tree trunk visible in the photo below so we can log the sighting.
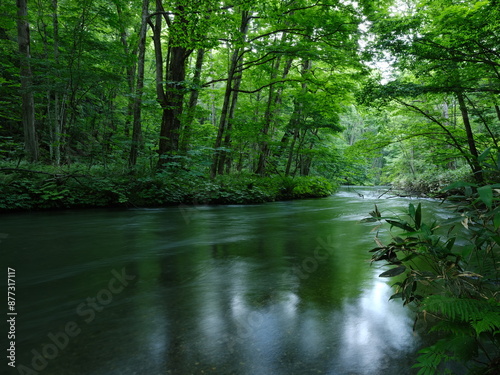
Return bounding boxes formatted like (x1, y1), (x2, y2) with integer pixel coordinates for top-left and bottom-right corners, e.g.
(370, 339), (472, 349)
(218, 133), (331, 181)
(456, 90), (483, 183)
(17, 0), (38, 162)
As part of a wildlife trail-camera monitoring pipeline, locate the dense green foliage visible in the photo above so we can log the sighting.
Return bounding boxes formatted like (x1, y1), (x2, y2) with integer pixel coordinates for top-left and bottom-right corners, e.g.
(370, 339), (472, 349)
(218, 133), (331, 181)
(355, 0), (500, 191)
(1, 0), (367, 181)
(0, 165), (334, 211)
(365, 184), (500, 374)
(0, 0), (377, 208)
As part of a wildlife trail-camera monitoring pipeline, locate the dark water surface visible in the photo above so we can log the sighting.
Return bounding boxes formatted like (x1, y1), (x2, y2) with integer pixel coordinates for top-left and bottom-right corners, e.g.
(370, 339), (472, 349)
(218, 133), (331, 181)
(1, 187), (453, 375)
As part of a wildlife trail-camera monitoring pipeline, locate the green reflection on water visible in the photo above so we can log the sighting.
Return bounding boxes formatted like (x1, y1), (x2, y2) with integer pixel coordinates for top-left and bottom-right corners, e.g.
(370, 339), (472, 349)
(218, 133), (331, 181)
(0, 189), (447, 375)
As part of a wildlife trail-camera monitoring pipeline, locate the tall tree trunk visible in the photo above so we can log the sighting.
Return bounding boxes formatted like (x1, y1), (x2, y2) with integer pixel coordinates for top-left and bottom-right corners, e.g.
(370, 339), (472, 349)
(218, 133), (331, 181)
(219, 67), (243, 174)
(116, 5), (136, 138)
(299, 129), (317, 176)
(285, 129), (299, 176)
(456, 90), (483, 183)
(283, 59), (310, 176)
(129, 0), (149, 167)
(157, 45), (191, 166)
(210, 47), (238, 178)
(151, 7), (166, 109)
(180, 48), (205, 153)
(17, 0), (38, 162)
(150, 3), (193, 168)
(210, 10), (250, 178)
(51, 0), (62, 165)
(255, 57), (292, 176)
(254, 90), (276, 175)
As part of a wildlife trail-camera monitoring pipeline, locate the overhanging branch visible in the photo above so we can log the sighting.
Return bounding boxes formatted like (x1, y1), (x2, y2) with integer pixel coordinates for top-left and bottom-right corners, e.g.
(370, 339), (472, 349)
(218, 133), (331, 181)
(234, 79), (304, 94)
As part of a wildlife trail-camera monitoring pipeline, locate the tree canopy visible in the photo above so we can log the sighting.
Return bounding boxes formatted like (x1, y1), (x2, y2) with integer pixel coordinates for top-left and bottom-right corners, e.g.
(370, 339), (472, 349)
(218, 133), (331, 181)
(0, 0), (499, 189)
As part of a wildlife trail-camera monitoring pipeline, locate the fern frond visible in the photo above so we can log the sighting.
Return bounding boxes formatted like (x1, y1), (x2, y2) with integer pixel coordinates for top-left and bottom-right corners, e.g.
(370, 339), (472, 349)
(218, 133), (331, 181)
(422, 295), (498, 322)
(414, 335), (479, 375)
(429, 320), (473, 336)
(413, 342), (454, 375)
(412, 347), (443, 375)
(470, 311), (500, 336)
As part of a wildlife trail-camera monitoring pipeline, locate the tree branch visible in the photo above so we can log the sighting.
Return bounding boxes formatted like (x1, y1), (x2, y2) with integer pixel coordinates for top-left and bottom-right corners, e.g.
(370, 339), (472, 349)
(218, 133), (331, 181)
(234, 79), (304, 94)
(392, 97), (472, 166)
(248, 28), (309, 43)
(202, 77), (229, 87)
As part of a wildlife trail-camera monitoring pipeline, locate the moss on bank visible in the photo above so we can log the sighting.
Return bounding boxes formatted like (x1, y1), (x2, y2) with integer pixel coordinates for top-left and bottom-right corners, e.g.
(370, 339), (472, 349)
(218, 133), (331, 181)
(0, 167), (336, 212)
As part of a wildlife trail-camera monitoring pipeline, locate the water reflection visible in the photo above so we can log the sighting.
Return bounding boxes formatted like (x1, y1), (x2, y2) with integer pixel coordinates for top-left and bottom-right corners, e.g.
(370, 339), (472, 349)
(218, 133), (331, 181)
(128, 254), (420, 375)
(0, 188), (448, 375)
(335, 278), (416, 374)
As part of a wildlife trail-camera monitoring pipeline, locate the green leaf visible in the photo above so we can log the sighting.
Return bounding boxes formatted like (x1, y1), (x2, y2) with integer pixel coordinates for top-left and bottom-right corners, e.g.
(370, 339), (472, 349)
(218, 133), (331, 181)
(415, 203), (422, 230)
(399, 253), (419, 262)
(379, 265), (406, 277)
(492, 235), (500, 246)
(409, 203), (416, 218)
(369, 204), (381, 218)
(444, 237), (456, 251)
(386, 219), (415, 232)
(442, 181), (477, 191)
(478, 185), (493, 209)
(478, 147), (491, 164)
(389, 292), (404, 300)
(494, 212), (500, 230)
(394, 236), (405, 244)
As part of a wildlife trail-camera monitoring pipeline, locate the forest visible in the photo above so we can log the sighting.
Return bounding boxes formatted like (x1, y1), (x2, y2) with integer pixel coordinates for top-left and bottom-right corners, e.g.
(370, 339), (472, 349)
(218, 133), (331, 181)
(1, 1), (500, 374)
(2, 0), (498, 209)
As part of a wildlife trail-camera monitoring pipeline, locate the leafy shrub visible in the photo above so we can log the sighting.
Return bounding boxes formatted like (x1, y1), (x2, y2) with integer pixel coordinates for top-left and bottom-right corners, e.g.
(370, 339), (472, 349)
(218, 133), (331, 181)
(292, 176), (335, 198)
(363, 184), (500, 375)
(0, 167), (337, 211)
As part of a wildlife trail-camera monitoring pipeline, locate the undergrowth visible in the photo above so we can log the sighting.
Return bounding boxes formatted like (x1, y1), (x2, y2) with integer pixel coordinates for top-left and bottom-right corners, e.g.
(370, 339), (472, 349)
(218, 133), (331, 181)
(363, 181), (500, 375)
(0, 165), (336, 211)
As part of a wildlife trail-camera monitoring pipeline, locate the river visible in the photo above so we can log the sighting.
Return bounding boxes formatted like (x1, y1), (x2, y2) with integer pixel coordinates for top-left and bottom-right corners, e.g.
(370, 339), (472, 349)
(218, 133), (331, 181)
(0, 186), (453, 375)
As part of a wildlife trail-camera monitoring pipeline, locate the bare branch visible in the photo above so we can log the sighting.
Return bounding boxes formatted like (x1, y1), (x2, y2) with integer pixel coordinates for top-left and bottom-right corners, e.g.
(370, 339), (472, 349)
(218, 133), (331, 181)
(202, 77), (229, 87)
(234, 79), (304, 94)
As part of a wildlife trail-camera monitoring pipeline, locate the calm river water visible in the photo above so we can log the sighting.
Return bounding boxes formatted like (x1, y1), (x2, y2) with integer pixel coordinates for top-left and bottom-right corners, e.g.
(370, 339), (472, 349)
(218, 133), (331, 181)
(1, 187), (454, 375)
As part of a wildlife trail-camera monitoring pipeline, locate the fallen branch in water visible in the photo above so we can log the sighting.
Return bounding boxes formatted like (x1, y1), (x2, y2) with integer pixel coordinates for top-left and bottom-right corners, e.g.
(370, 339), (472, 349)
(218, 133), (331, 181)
(377, 187), (393, 199)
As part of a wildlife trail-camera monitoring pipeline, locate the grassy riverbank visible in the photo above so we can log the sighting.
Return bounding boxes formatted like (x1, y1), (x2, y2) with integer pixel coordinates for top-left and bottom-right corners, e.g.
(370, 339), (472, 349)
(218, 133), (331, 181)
(0, 164), (336, 212)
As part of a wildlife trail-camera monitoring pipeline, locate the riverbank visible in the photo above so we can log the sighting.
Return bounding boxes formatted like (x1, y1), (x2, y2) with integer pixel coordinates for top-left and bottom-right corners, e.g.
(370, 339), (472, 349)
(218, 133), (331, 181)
(0, 167), (336, 212)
